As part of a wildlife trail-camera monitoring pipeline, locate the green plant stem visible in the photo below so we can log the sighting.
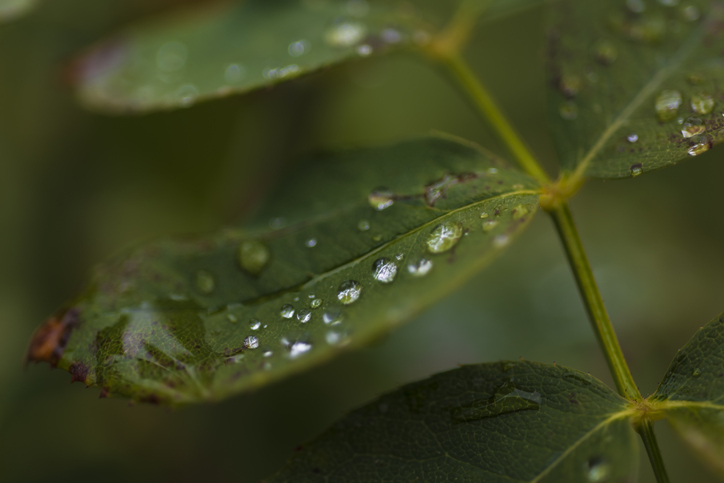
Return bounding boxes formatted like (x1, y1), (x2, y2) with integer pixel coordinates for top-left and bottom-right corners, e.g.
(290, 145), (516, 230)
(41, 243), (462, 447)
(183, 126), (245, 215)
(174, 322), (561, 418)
(638, 420), (671, 483)
(549, 203), (642, 401)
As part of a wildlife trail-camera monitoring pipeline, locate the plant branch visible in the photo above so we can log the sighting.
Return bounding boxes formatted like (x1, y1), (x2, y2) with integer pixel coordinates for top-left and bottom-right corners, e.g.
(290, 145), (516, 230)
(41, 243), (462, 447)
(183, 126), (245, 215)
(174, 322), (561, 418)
(637, 420), (671, 483)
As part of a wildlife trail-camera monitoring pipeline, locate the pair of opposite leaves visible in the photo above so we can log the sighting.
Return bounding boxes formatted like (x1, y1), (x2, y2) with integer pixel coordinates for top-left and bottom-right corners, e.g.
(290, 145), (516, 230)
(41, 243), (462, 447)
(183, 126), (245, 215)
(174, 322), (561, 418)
(25, 0), (724, 480)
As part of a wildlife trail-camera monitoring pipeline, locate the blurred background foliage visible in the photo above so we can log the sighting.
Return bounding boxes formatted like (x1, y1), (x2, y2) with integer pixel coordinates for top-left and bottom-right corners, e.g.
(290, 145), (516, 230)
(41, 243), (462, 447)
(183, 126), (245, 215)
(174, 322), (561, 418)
(1, 0), (723, 481)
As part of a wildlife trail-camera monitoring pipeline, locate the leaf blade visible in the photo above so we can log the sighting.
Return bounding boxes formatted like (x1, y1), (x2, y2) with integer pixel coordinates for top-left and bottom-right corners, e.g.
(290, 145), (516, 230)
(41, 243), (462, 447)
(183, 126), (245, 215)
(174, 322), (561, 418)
(0, 0), (35, 22)
(269, 361), (638, 482)
(27, 135), (541, 404)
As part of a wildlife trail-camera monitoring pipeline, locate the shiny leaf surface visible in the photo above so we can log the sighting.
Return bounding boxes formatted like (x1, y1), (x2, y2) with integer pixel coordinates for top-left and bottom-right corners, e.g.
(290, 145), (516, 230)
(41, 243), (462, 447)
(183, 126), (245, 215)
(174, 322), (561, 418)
(270, 361), (638, 482)
(547, 0), (724, 179)
(27, 136), (540, 404)
(652, 312), (724, 477)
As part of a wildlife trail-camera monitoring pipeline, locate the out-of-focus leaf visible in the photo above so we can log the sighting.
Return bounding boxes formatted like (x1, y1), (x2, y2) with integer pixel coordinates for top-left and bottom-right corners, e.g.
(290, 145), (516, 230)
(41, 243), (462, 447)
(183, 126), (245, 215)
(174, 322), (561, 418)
(0, 0), (35, 22)
(270, 361), (639, 482)
(27, 135), (541, 404)
(652, 312), (724, 477)
(547, 0), (724, 179)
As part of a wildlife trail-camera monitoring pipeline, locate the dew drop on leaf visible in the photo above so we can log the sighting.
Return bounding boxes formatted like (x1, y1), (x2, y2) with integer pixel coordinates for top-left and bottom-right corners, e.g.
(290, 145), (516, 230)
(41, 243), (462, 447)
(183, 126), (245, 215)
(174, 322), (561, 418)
(483, 220), (499, 232)
(368, 189), (395, 211)
(681, 117), (705, 138)
(586, 457), (612, 482)
(249, 319), (261, 330)
(337, 280), (362, 304)
(559, 73), (583, 97)
(407, 258), (433, 277)
(323, 307), (344, 325)
(325, 330), (344, 345)
(288, 341), (312, 358)
(227, 314), (238, 323)
(325, 21), (367, 47)
(691, 92), (714, 114)
(493, 234), (510, 248)
(195, 270), (215, 294)
(512, 205), (530, 220)
(238, 240), (270, 276)
(296, 309), (312, 324)
(310, 298), (322, 309)
(630, 163), (643, 176)
(305, 238), (317, 248)
(244, 336), (259, 349)
(426, 222), (463, 254)
(372, 258), (398, 283)
(655, 90), (682, 122)
(358, 219), (370, 231)
(480, 212), (489, 219)
(688, 141), (711, 156)
(627, 133), (639, 143)
(682, 5), (700, 21)
(288, 39), (310, 57)
(224, 63), (245, 84)
(280, 304), (295, 319)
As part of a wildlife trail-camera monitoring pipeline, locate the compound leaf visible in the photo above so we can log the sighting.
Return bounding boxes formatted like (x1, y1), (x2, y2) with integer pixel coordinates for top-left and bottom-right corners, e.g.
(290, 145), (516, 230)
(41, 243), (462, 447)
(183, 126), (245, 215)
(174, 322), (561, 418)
(27, 135), (540, 405)
(652, 312), (724, 477)
(548, 0), (724, 179)
(270, 361), (638, 482)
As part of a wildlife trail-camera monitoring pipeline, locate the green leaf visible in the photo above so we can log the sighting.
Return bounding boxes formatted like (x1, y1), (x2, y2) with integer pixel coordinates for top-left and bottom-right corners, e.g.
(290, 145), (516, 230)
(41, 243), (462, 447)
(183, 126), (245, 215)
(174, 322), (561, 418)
(547, 0), (724, 179)
(652, 313), (724, 477)
(0, 0), (35, 22)
(75, 0), (423, 113)
(26, 135), (540, 404)
(269, 361), (639, 482)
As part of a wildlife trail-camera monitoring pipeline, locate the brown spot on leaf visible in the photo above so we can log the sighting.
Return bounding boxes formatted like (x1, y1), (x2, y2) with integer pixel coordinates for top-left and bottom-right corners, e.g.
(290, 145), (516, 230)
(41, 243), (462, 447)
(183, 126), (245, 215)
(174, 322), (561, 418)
(69, 362), (89, 384)
(26, 308), (80, 367)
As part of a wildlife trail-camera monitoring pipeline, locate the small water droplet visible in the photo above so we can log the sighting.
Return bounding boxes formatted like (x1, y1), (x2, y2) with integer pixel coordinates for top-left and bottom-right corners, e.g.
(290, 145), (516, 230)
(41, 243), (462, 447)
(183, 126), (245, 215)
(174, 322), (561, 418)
(512, 205), (530, 220)
(176, 84), (198, 107)
(493, 234), (510, 248)
(326, 330), (343, 345)
(483, 220), (499, 232)
(480, 212), (489, 219)
(688, 141), (711, 156)
(227, 314), (238, 323)
(426, 221), (463, 254)
(593, 39), (618, 65)
(224, 63), (246, 83)
(682, 5), (700, 21)
(310, 298), (322, 309)
(306, 238), (317, 248)
(630, 163), (643, 176)
(263, 349), (273, 357)
(451, 381), (541, 422)
(692, 368), (702, 377)
(195, 270), (215, 293)
(372, 258), (398, 283)
(288, 341), (312, 358)
(288, 39), (310, 57)
(369, 189), (395, 210)
(337, 280), (362, 304)
(356, 44), (373, 56)
(323, 307), (344, 325)
(586, 457), (612, 482)
(691, 92), (714, 115)
(358, 219), (370, 231)
(407, 258), (433, 277)
(325, 21), (367, 47)
(627, 133), (639, 143)
(681, 117), (705, 138)
(244, 336), (259, 349)
(395, 253), (404, 261)
(249, 319), (261, 330)
(280, 304), (295, 319)
(655, 90), (682, 122)
(488, 167), (498, 174)
(559, 101), (578, 120)
(296, 309), (312, 324)
(238, 240), (271, 276)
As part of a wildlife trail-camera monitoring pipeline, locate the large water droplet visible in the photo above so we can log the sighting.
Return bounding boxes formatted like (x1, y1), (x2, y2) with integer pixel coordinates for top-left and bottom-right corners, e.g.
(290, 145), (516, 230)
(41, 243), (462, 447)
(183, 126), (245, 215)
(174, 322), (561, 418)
(407, 258), (433, 277)
(238, 240), (270, 276)
(655, 90), (682, 122)
(296, 309), (312, 324)
(195, 270), (215, 293)
(681, 117), (705, 138)
(337, 280), (362, 304)
(426, 222), (463, 254)
(688, 141), (711, 156)
(630, 163), (643, 177)
(586, 457), (612, 482)
(325, 21), (367, 47)
(451, 381), (541, 422)
(372, 258), (398, 283)
(369, 189), (395, 211)
(280, 304), (295, 319)
(691, 92), (714, 114)
(244, 336), (259, 349)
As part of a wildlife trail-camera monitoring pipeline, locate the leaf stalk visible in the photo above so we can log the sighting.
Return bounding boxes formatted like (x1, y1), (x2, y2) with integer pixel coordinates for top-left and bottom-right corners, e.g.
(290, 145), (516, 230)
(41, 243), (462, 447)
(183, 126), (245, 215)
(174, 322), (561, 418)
(637, 419), (671, 483)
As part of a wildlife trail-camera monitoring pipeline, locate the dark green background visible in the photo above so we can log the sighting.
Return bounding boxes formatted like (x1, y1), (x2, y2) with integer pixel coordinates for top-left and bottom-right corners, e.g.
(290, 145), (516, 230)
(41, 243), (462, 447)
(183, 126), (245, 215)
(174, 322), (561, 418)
(1, 1), (722, 481)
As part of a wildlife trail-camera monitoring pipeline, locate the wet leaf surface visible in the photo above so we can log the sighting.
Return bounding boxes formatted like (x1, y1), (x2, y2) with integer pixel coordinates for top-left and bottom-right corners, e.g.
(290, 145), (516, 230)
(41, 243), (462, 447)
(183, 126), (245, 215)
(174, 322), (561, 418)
(547, 0), (724, 179)
(270, 361), (638, 482)
(27, 135), (541, 404)
(652, 312), (724, 477)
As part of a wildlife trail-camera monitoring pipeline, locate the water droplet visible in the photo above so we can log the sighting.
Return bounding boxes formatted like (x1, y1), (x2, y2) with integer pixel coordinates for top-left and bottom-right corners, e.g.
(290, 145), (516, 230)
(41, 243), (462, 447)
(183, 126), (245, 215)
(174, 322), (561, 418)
(483, 220), (499, 232)
(195, 270), (215, 293)
(323, 307), (344, 325)
(681, 117), (705, 138)
(451, 381), (541, 422)
(630, 163), (643, 177)
(559, 74), (583, 98)
(692, 368), (702, 377)
(288, 341), (312, 358)
(682, 5), (700, 21)
(263, 349), (273, 357)
(176, 84), (198, 107)
(593, 39), (618, 64)
(244, 336), (259, 349)
(280, 304), (295, 319)
(691, 92), (714, 115)
(559, 101), (578, 120)
(356, 44), (373, 56)
(306, 238), (317, 248)
(369, 189), (395, 211)
(325, 21), (367, 47)
(381, 28), (403, 44)
(372, 258), (398, 283)
(227, 314), (238, 323)
(358, 219), (370, 231)
(586, 457), (612, 482)
(626, 0), (645, 13)
(296, 309), (312, 324)
(426, 222), (463, 254)
(627, 133), (639, 143)
(249, 319), (261, 330)
(238, 240), (271, 276)
(493, 234), (510, 248)
(512, 205), (530, 220)
(480, 212), (489, 219)
(407, 258), (433, 277)
(310, 298), (322, 309)
(688, 141), (711, 156)
(655, 90), (682, 122)
(395, 253), (404, 261)
(288, 39), (310, 57)
(224, 63), (246, 83)
(326, 330), (344, 345)
(488, 167), (498, 175)
(157, 42), (187, 72)
(337, 280), (362, 304)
